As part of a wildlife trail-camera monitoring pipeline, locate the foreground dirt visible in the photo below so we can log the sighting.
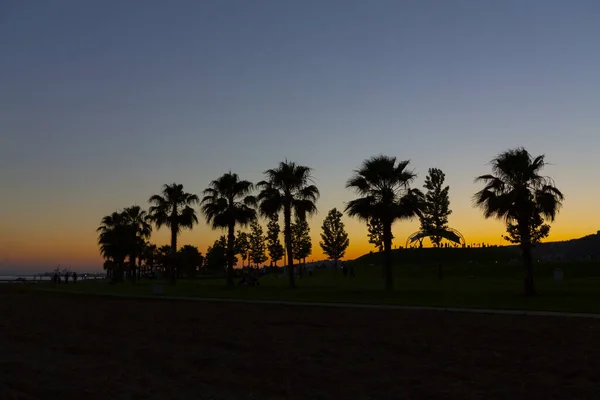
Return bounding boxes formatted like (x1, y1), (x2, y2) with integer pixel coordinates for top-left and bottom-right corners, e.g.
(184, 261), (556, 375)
(1, 289), (600, 399)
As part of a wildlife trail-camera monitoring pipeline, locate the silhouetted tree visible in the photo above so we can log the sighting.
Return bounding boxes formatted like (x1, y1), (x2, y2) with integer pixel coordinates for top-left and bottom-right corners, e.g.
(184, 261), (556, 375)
(420, 168), (451, 247)
(248, 220), (268, 267)
(473, 147), (564, 296)
(205, 236), (233, 274)
(292, 215), (312, 265)
(266, 214), (285, 267)
(121, 205), (152, 281)
(367, 217), (390, 252)
(178, 245), (204, 279)
(201, 172), (257, 288)
(235, 231), (250, 267)
(148, 183), (199, 283)
(97, 211), (132, 282)
(346, 155), (423, 292)
(503, 212), (551, 245)
(256, 161), (319, 288)
(319, 208), (350, 270)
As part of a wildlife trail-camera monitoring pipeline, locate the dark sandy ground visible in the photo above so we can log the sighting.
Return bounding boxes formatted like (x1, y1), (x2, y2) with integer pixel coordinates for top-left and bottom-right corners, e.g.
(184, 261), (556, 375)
(1, 287), (600, 399)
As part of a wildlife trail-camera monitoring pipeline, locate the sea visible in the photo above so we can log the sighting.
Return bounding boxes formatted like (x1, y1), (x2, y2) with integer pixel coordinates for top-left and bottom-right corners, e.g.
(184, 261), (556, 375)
(0, 275), (104, 282)
(0, 275), (52, 281)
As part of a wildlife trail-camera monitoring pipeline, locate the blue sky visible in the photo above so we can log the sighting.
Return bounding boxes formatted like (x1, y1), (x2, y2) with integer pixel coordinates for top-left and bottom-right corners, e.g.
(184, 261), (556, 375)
(1, 0), (599, 272)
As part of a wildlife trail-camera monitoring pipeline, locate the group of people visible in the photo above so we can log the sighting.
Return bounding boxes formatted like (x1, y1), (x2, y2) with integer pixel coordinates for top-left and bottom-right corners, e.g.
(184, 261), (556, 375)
(51, 271), (78, 284)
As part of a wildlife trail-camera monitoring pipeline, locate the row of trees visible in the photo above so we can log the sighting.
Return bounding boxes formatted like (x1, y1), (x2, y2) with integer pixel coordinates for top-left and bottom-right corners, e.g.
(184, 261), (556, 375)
(99, 148), (564, 296)
(347, 148), (563, 296)
(203, 208), (348, 271)
(98, 202), (350, 284)
(98, 162), (350, 288)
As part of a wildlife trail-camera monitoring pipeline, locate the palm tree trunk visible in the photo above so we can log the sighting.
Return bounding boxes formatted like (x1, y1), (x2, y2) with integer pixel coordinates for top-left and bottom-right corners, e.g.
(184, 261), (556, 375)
(522, 242), (536, 296)
(284, 205), (295, 288)
(170, 223), (178, 285)
(226, 223), (236, 288)
(519, 219), (536, 296)
(383, 220), (393, 292)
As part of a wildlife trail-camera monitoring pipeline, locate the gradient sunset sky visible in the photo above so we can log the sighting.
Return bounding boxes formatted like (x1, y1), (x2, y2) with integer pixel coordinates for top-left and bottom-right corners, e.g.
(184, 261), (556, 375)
(2, 0), (599, 272)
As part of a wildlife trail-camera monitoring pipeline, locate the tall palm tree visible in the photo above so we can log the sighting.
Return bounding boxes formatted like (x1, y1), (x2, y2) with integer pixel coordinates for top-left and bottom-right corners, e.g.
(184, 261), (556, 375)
(148, 183), (199, 283)
(97, 211), (131, 282)
(200, 172), (256, 288)
(256, 161), (319, 288)
(473, 147), (564, 296)
(121, 205), (152, 282)
(345, 155), (423, 292)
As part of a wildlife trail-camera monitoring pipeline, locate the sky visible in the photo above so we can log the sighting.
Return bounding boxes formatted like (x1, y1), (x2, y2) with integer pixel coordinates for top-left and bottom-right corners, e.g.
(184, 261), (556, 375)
(1, 0), (600, 273)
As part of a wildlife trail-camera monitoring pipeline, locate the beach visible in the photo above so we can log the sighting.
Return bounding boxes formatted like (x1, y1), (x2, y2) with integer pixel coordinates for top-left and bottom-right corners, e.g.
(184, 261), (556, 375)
(2, 288), (600, 399)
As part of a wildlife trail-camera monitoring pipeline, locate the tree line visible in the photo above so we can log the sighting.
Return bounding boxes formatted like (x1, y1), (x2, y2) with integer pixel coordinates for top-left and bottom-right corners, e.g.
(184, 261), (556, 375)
(99, 147), (563, 296)
(98, 162), (350, 289)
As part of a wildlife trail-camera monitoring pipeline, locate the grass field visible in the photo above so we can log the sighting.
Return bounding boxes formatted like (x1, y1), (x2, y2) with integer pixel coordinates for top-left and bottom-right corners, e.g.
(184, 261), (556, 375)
(41, 258), (600, 314)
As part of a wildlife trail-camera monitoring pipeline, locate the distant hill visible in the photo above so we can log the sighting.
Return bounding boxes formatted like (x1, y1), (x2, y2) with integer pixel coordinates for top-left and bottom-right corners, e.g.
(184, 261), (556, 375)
(353, 246), (520, 266)
(352, 230), (600, 265)
(532, 231), (600, 261)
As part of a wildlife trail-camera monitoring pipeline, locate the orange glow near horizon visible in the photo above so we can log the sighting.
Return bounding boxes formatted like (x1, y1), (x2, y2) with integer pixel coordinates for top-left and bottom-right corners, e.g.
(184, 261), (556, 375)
(3, 200), (598, 271)
(2, 160), (599, 272)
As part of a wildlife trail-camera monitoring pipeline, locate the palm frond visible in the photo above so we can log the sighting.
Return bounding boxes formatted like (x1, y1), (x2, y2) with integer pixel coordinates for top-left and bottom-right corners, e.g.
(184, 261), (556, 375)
(258, 190), (283, 217)
(179, 206), (199, 229)
(298, 185), (320, 201)
(396, 188), (424, 219)
(148, 183), (199, 233)
(293, 198), (318, 220)
(535, 186), (564, 221)
(345, 156), (419, 227)
(474, 148), (563, 230)
(200, 172), (257, 231)
(344, 197), (376, 222)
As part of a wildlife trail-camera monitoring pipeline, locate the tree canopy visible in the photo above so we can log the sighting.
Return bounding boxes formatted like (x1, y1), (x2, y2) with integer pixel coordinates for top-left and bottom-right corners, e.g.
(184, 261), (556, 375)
(319, 208), (350, 263)
(419, 168), (452, 247)
(292, 215), (312, 263)
(266, 215), (285, 266)
(367, 217), (391, 252)
(248, 221), (268, 266)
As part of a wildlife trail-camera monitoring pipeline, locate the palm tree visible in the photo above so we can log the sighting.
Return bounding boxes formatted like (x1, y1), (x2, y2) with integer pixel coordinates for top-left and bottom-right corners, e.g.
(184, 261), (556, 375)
(97, 211), (131, 282)
(256, 161), (319, 288)
(121, 205), (152, 282)
(200, 172), (256, 288)
(473, 147), (564, 296)
(345, 155), (423, 292)
(148, 183), (199, 283)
